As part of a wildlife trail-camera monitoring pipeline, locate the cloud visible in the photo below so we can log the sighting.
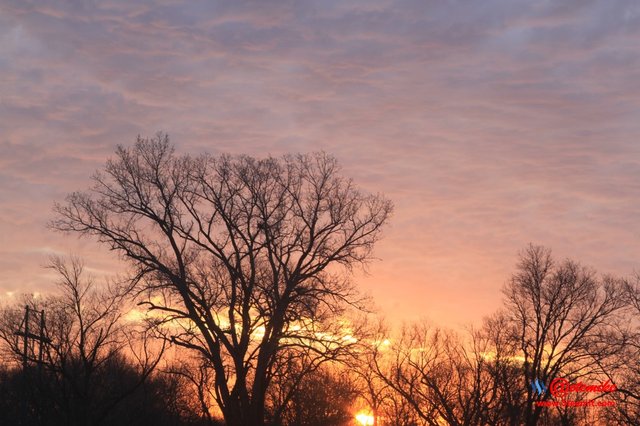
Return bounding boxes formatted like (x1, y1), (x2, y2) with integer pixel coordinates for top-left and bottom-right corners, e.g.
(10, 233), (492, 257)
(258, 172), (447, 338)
(1, 0), (639, 324)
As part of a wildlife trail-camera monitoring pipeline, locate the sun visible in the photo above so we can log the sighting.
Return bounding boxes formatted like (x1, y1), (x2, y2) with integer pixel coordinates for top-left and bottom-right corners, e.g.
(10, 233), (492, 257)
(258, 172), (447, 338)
(355, 411), (375, 425)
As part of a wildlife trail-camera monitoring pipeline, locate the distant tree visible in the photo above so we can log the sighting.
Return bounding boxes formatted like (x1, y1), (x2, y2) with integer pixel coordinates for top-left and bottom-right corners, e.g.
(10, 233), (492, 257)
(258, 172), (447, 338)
(370, 323), (504, 426)
(0, 256), (163, 426)
(351, 321), (421, 426)
(0, 358), (211, 426)
(352, 350), (390, 426)
(164, 356), (222, 425)
(368, 245), (630, 426)
(477, 313), (527, 425)
(599, 273), (640, 425)
(113, 365), (220, 426)
(501, 245), (627, 426)
(267, 363), (357, 426)
(52, 134), (392, 426)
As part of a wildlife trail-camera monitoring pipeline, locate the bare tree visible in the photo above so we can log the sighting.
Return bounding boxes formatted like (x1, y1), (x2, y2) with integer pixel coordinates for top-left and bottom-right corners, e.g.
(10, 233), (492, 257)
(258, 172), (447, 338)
(599, 273), (640, 424)
(350, 321), (420, 426)
(265, 340), (360, 425)
(479, 313), (528, 425)
(370, 323), (504, 426)
(367, 246), (630, 426)
(352, 352), (391, 426)
(266, 361), (358, 426)
(52, 134), (392, 425)
(500, 244), (627, 425)
(0, 256), (163, 426)
(164, 357), (219, 425)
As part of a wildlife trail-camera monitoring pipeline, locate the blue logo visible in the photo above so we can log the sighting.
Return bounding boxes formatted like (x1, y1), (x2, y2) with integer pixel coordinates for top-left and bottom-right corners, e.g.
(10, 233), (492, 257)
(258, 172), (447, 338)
(531, 379), (547, 396)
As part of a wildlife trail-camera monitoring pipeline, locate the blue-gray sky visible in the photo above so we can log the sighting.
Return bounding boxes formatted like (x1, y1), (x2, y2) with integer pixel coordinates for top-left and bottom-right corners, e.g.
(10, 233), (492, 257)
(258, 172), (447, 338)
(1, 0), (639, 326)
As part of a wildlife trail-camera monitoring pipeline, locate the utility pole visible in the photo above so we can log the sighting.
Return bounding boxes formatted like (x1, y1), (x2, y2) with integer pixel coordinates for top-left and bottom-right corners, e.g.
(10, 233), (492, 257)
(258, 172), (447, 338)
(22, 305), (29, 370)
(14, 305), (50, 425)
(38, 310), (45, 371)
(15, 305), (50, 369)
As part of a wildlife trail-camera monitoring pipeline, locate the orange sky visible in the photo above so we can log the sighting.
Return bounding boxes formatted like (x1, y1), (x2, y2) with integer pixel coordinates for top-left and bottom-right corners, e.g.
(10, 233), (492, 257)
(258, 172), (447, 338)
(1, 1), (639, 327)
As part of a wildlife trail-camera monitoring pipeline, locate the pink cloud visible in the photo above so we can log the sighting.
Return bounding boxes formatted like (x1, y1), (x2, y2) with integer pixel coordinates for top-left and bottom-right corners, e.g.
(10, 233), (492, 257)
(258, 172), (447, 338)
(1, 0), (639, 325)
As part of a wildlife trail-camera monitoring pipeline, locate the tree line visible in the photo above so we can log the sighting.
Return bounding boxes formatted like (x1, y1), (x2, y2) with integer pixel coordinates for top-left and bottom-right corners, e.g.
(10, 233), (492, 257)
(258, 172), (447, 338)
(0, 134), (638, 425)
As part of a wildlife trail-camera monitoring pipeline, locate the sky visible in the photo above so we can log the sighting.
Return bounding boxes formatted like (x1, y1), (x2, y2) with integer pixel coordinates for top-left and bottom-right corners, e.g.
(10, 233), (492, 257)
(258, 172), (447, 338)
(1, 0), (639, 327)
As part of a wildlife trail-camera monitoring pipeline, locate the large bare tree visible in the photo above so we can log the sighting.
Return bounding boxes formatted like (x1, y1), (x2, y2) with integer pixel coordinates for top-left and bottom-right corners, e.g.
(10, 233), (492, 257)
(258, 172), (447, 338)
(52, 134), (392, 425)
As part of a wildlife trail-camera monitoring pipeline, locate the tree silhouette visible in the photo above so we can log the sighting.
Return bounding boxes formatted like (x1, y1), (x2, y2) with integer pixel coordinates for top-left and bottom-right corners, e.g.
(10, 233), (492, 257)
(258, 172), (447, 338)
(52, 134), (392, 425)
(502, 245), (627, 425)
(366, 245), (632, 426)
(0, 256), (163, 426)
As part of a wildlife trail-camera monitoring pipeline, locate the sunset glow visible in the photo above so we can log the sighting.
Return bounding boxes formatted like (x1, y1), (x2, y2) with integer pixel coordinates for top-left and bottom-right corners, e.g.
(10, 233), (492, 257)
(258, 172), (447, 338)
(1, 2), (639, 425)
(1, 1), (639, 329)
(355, 411), (375, 425)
